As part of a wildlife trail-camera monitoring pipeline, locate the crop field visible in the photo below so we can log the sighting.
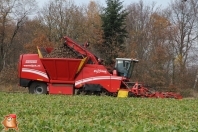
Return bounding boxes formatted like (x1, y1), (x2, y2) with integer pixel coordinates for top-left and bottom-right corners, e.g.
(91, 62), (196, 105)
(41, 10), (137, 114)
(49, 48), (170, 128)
(0, 92), (198, 132)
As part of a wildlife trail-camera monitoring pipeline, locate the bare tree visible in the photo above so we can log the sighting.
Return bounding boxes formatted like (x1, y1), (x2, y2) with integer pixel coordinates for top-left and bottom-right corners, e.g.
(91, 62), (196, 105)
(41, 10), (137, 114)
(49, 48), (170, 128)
(38, 0), (86, 43)
(126, 0), (177, 88)
(0, 0), (36, 71)
(168, 0), (198, 88)
(125, 0), (158, 83)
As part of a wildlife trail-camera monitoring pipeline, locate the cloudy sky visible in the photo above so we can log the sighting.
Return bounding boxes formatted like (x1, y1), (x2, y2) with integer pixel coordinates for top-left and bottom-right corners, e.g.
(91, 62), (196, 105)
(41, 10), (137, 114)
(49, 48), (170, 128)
(36, 0), (173, 8)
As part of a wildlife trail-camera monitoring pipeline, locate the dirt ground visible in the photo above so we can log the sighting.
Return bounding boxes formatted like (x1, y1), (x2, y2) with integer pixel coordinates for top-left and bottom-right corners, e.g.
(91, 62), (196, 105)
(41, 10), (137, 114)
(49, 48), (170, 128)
(0, 84), (28, 93)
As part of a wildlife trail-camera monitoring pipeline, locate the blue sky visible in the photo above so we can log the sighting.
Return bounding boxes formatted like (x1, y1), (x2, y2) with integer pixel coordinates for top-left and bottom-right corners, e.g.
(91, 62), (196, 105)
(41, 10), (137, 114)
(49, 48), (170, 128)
(36, 0), (172, 8)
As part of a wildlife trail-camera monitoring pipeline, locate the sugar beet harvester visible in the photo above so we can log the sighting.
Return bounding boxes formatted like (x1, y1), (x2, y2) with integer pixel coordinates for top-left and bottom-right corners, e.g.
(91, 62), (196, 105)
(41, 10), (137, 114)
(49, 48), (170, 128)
(18, 36), (182, 99)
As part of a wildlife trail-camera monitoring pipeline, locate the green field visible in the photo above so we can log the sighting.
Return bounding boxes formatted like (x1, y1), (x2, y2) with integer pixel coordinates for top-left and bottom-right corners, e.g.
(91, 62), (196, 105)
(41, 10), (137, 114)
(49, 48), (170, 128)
(0, 92), (197, 132)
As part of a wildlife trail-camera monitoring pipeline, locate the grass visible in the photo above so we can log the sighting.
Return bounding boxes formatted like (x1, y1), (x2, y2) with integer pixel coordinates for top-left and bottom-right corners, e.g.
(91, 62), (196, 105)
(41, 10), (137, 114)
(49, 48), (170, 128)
(0, 92), (198, 132)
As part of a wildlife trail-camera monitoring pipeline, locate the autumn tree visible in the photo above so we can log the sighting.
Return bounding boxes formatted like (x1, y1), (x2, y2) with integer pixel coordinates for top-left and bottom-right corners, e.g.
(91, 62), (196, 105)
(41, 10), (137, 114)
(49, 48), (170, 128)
(37, 0), (105, 59)
(100, 0), (128, 65)
(168, 0), (198, 88)
(17, 17), (55, 54)
(24, 34), (54, 54)
(148, 13), (172, 86)
(0, 0), (37, 71)
(38, 0), (86, 43)
(125, 1), (157, 82)
(125, 1), (175, 87)
(82, 1), (104, 57)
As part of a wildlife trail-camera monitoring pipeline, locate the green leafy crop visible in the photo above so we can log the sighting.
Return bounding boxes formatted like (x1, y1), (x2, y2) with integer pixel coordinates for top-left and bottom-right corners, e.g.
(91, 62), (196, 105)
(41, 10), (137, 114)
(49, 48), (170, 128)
(0, 93), (197, 132)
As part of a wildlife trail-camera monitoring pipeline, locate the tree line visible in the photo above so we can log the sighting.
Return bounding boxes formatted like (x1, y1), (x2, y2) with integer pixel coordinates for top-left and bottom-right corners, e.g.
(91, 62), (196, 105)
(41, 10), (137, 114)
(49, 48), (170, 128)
(0, 0), (198, 92)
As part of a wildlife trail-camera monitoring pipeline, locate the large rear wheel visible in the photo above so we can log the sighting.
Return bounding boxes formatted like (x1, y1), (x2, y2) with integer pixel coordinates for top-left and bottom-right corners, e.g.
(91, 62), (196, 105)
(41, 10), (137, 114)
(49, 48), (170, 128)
(29, 82), (47, 94)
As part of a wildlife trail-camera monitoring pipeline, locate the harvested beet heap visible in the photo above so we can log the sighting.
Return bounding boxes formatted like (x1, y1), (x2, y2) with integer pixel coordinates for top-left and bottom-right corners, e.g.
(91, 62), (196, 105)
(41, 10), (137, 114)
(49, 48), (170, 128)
(44, 45), (79, 58)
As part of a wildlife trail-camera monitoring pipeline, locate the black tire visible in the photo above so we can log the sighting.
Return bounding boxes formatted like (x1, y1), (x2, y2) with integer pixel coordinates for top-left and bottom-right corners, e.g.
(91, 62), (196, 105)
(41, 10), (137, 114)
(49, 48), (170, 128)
(29, 82), (47, 94)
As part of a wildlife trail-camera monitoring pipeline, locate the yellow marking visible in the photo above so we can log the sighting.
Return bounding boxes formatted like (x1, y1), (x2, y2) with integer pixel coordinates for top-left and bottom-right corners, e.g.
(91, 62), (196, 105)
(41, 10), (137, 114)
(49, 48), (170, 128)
(37, 46), (43, 58)
(117, 90), (128, 98)
(37, 79), (43, 81)
(77, 57), (87, 73)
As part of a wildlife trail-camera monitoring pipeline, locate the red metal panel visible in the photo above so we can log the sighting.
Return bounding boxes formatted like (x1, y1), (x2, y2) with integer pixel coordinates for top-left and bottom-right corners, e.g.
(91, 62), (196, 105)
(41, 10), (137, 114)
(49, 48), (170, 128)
(75, 64), (122, 92)
(41, 58), (81, 81)
(48, 84), (73, 95)
(20, 54), (49, 82)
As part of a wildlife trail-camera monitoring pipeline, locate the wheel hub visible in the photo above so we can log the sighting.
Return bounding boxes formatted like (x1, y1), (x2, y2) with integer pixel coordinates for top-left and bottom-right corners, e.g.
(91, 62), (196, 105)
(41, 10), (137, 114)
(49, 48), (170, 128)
(34, 86), (43, 94)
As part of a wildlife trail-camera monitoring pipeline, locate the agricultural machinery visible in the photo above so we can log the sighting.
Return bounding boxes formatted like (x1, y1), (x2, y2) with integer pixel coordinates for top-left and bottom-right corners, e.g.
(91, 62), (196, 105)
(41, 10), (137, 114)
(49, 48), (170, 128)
(18, 36), (182, 99)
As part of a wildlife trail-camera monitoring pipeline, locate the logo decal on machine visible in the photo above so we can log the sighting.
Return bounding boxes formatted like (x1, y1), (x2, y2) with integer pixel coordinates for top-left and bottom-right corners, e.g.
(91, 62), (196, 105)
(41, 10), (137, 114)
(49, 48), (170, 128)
(75, 76), (122, 86)
(23, 64), (41, 68)
(25, 60), (38, 64)
(22, 68), (48, 79)
(94, 69), (107, 74)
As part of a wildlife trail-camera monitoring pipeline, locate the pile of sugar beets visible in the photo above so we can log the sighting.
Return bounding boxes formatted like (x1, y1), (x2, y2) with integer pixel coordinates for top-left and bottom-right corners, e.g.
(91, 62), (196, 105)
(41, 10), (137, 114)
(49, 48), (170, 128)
(44, 44), (81, 58)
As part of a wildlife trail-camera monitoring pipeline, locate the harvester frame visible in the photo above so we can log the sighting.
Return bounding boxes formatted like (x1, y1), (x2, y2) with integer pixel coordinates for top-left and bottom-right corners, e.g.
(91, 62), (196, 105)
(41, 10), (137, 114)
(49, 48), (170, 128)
(18, 36), (182, 99)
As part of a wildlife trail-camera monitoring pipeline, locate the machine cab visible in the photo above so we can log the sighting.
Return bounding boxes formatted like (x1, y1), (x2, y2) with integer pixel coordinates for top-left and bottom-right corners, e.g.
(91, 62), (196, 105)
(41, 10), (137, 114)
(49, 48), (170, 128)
(115, 58), (138, 79)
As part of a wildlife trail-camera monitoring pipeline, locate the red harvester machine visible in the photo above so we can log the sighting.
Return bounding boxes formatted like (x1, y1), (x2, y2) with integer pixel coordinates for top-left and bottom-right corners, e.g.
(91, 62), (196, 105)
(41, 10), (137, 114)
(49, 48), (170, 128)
(18, 36), (182, 99)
